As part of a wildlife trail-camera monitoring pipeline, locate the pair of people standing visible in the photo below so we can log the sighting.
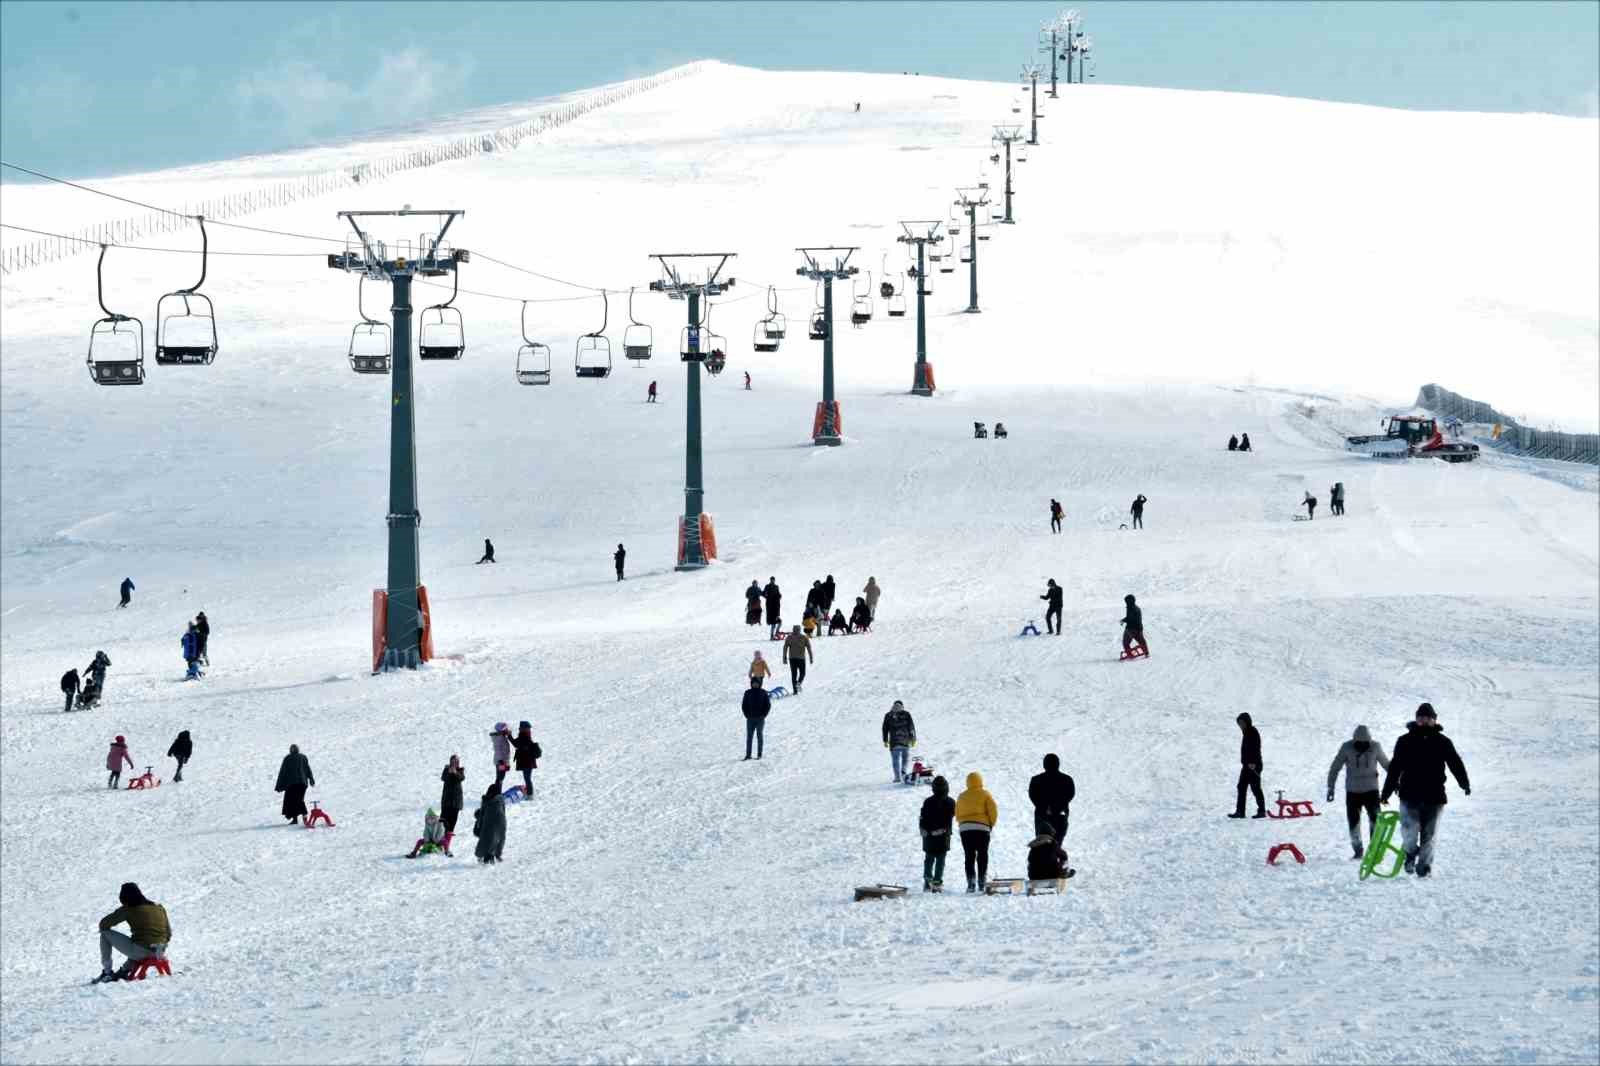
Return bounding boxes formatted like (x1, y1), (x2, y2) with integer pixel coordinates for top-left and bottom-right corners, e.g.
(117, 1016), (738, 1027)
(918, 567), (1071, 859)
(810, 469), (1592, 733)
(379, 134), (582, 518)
(489, 721), (541, 795)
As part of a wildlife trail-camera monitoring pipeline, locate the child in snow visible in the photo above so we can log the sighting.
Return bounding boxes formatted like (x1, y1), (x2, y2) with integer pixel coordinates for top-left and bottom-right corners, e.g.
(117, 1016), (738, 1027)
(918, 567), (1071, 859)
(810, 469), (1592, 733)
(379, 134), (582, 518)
(511, 721), (541, 796)
(166, 730), (192, 782)
(106, 735), (133, 789)
(407, 808), (449, 858)
(490, 722), (513, 788)
(919, 775), (955, 892)
(181, 624), (202, 680)
(1027, 821), (1070, 881)
(749, 650), (771, 687)
(849, 597), (873, 633)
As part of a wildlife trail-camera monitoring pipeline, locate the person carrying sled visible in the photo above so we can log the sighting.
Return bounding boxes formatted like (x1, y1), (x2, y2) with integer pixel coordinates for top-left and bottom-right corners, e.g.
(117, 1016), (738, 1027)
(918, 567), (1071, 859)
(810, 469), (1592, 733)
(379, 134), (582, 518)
(882, 699), (917, 782)
(439, 755), (465, 845)
(614, 543), (626, 581)
(848, 596), (873, 633)
(1130, 494), (1148, 530)
(919, 775), (955, 892)
(106, 735), (133, 789)
(1228, 713), (1265, 819)
(489, 722), (513, 788)
(749, 650), (772, 687)
(782, 625), (814, 693)
(181, 623), (202, 681)
(1028, 753), (1075, 845)
(1050, 498), (1063, 534)
(1041, 579), (1064, 636)
(118, 577), (134, 608)
(1120, 594), (1148, 657)
(275, 743), (315, 825)
(473, 782), (507, 864)
(742, 675), (771, 760)
(477, 539), (496, 564)
(1302, 491), (1317, 520)
(61, 667), (80, 714)
(647, 380), (658, 404)
(1327, 724), (1391, 858)
(763, 577), (783, 640)
(93, 882), (170, 983)
(406, 808), (449, 858)
(511, 721), (541, 796)
(863, 576), (881, 618)
(828, 607), (849, 636)
(745, 581), (763, 626)
(166, 730), (192, 783)
(955, 772), (998, 893)
(1228, 434), (1239, 451)
(1380, 702), (1471, 878)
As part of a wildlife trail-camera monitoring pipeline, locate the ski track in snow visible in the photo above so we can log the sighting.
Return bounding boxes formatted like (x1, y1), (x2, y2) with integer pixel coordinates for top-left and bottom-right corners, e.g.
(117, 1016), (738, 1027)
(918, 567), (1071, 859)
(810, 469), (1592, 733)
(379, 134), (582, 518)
(2, 64), (1598, 1064)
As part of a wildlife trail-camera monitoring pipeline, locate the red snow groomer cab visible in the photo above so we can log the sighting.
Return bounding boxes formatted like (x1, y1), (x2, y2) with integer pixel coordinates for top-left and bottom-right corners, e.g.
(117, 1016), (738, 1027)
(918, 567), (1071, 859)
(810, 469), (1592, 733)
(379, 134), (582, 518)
(1345, 415), (1479, 463)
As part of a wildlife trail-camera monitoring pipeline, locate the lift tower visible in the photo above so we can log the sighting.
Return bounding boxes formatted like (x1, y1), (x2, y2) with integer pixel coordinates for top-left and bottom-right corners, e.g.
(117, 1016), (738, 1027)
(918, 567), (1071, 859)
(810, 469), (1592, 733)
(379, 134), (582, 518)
(954, 188), (989, 314)
(328, 209), (467, 672)
(993, 126), (1023, 224)
(795, 247), (859, 446)
(897, 220), (943, 396)
(649, 253), (736, 570)
(1022, 63), (1042, 145)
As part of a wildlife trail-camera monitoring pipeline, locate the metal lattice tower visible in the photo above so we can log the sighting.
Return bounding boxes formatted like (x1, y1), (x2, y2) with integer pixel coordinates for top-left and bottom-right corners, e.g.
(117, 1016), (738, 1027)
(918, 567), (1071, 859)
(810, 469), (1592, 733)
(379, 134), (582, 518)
(795, 247), (859, 445)
(327, 208), (468, 672)
(993, 126), (1024, 224)
(953, 188), (989, 314)
(897, 221), (944, 396)
(649, 253), (736, 570)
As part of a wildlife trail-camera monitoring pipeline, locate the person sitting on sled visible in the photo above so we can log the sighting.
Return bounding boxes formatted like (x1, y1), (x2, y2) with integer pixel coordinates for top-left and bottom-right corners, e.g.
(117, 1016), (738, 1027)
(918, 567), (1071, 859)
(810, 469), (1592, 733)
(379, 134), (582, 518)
(407, 808), (450, 858)
(1027, 819), (1070, 881)
(849, 597), (873, 633)
(828, 607), (849, 635)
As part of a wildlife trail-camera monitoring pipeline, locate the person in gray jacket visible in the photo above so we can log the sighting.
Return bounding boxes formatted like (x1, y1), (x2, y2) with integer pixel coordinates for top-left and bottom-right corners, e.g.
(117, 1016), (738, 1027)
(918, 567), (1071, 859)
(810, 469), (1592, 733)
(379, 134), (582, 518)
(1327, 724), (1391, 858)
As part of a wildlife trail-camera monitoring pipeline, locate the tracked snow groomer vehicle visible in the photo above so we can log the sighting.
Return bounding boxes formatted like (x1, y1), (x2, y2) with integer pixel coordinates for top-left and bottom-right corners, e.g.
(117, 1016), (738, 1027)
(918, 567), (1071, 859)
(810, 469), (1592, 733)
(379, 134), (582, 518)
(1345, 415), (1479, 463)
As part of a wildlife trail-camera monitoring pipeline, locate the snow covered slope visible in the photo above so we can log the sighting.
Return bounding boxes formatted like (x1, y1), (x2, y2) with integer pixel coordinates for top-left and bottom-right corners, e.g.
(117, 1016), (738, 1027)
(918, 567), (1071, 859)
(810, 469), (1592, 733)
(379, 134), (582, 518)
(1, 63), (1597, 1063)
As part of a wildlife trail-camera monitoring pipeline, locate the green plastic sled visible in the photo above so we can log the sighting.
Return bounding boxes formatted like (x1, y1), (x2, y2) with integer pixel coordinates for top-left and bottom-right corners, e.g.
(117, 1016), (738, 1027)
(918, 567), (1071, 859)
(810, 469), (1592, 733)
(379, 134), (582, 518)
(1359, 810), (1405, 880)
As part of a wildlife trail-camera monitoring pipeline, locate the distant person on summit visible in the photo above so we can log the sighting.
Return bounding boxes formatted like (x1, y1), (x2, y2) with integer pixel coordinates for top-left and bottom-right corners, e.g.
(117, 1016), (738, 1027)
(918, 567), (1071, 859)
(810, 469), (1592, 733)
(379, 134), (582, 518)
(118, 577), (134, 608)
(1130, 495), (1147, 530)
(614, 543), (626, 581)
(1228, 434), (1239, 451)
(1238, 433), (1252, 452)
(1050, 498), (1063, 534)
(477, 539), (495, 564)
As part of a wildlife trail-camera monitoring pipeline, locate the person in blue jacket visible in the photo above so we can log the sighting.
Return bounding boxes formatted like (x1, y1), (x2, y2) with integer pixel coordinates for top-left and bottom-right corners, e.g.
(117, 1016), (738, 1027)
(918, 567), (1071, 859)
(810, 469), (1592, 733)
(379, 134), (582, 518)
(180, 624), (202, 680)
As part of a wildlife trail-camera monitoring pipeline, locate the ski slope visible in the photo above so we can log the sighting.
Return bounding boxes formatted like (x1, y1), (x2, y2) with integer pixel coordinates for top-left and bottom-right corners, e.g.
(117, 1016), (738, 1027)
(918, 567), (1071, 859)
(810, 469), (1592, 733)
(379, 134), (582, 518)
(1, 63), (1597, 1064)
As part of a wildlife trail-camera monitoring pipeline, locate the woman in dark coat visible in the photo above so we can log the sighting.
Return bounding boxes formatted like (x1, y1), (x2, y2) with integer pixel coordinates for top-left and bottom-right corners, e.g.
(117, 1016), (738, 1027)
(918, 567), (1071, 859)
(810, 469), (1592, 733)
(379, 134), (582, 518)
(275, 744), (315, 824)
(919, 776), (956, 891)
(166, 730), (192, 783)
(439, 755), (465, 838)
(473, 781), (507, 864)
(510, 722), (540, 796)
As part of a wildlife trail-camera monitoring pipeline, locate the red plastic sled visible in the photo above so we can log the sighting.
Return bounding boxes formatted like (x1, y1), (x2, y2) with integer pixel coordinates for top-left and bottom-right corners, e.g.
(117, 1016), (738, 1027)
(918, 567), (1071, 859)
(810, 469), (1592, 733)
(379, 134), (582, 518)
(127, 768), (160, 790)
(1266, 843), (1306, 866)
(127, 955), (172, 980)
(305, 802), (336, 829)
(1118, 645), (1149, 661)
(1265, 791), (1321, 819)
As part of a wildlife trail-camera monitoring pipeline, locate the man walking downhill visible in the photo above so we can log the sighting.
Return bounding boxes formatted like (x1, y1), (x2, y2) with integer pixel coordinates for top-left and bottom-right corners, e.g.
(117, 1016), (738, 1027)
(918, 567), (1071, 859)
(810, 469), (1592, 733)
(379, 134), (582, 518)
(742, 676), (771, 760)
(782, 625), (813, 694)
(1380, 702), (1471, 878)
(881, 700), (916, 782)
(1228, 713), (1266, 819)
(1327, 725), (1391, 858)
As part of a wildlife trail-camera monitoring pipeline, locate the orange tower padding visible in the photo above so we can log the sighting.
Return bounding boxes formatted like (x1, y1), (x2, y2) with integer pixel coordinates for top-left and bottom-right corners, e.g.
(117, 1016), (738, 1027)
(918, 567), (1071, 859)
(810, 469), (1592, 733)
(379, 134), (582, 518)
(372, 590), (388, 674)
(699, 514), (718, 560)
(915, 364), (936, 392)
(417, 584), (434, 663)
(812, 401), (842, 441)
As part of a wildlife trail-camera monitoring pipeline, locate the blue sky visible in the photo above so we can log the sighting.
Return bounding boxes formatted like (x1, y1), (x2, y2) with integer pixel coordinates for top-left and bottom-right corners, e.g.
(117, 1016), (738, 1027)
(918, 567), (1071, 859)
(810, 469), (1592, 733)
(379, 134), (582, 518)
(2, 1), (1596, 179)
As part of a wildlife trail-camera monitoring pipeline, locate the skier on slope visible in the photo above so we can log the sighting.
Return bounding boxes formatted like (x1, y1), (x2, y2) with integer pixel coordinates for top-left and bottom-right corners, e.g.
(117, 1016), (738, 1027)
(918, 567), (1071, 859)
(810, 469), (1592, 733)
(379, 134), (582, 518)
(881, 699), (917, 783)
(105, 735), (133, 790)
(118, 577), (134, 609)
(92, 882), (170, 983)
(1327, 725), (1391, 858)
(1380, 703), (1471, 878)
(919, 775), (955, 892)
(166, 730), (192, 783)
(1228, 713), (1266, 819)
(1041, 579), (1064, 636)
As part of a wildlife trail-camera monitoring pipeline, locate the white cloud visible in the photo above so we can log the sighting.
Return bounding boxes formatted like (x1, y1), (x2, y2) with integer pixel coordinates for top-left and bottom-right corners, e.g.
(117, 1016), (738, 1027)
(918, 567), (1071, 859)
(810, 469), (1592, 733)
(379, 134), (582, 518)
(234, 47), (462, 140)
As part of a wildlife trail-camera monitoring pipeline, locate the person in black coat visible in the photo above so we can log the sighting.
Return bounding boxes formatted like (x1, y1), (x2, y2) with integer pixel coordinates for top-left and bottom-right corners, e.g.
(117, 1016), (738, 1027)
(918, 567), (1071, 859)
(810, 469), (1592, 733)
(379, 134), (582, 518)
(1239, 433), (1252, 452)
(762, 577), (782, 639)
(476, 539), (495, 564)
(1380, 702), (1471, 877)
(919, 776), (956, 891)
(745, 581), (763, 626)
(194, 612), (210, 665)
(1028, 753), (1075, 843)
(1027, 820), (1071, 881)
(118, 577), (134, 608)
(61, 668), (80, 714)
(742, 677), (771, 760)
(1121, 595), (1148, 656)
(1228, 434), (1239, 451)
(1040, 579), (1064, 635)
(166, 730), (192, 782)
(274, 744), (315, 824)
(473, 782), (507, 864)
(1229, 713), (1265, 819)
(614, 543), (626, 581)
(511, 721), (541, 795)
(439, 755), (466, 847)
(1130, 494), (1147, 529)
(821, 574), (837, 613)
(848, 597), (872, 633)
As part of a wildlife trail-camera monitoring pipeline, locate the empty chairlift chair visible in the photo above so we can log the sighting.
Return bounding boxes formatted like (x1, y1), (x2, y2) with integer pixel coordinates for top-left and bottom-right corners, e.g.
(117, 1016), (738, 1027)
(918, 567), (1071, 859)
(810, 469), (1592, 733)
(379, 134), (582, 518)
(348, 274), (391, 375)
(86, 244), (146, 386)
(754, 286), (784, 353)
(575, 290), (612, 379)
(850, 273), (874, 326)
(753, 319), (779, 353)
(418, 270), (465, 360)
(623, 287), (653, 363)
(515, 301), (552, 386)
(154, 216), (219, 366)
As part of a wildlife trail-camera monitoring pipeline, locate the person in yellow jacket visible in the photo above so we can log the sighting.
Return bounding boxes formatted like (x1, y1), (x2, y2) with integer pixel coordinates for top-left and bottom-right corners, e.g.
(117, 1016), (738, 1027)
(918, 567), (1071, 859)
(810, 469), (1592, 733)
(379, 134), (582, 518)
(748, 651), (771, 687)
(954, 771), (998, 893)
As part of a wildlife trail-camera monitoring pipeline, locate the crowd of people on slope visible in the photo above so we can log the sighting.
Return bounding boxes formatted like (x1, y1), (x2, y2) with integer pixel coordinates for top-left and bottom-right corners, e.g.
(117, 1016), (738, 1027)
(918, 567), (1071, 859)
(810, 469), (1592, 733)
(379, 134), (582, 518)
(748, 574), (880, 641)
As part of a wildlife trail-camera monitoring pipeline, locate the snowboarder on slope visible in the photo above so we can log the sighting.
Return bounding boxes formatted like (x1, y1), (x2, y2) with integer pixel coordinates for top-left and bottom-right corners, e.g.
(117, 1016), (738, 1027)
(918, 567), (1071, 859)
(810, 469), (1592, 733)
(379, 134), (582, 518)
(955, 772), (998, 893)
(118, 577), (134, 608)
(1041, 579), (1064, 635)
(1028, 753), (1075, 845)
(106, 735), (133, 789)
(166, 730), (192, 783)
(742, 676), (771, 760)
(275, 743), (315, 824)
(1380, 703), (1470, 877)
(614, 543), (626, 581)
(1120, 595), (1148, 657)
(93, 882), (170, 983)
(882, 700), (917, 782)
(782, 626), (813, 693)
(1327, 724), (1391, 858)
(477, 539), (495, 564)
(1228, 713), (1265, 819)
(919, 776), (955, 891)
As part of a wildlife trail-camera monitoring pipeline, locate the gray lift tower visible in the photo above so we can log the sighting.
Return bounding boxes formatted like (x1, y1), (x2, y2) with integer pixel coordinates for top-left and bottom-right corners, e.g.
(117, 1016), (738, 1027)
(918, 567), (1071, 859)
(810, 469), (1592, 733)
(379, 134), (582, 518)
(795, 247), (859, 446)
(993, 125), (1023, 224)
(649, 253), (736, 571)
(1043, 10), (1077, 98)
(897, 220), (943, 396)
(327, 208), (468, 672)
(1022, 63), (1043, 145)
(954, 188), (989, 314)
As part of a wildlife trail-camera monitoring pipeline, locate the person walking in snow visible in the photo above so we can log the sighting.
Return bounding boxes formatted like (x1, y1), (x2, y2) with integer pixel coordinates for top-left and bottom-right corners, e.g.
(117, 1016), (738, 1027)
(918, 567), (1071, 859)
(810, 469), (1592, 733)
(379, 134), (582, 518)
(166, 730), (192, 783)
(275, 744), (315, 824)
(614, 543), (626, 581)
(822, 574), (837, 614)
(743, 370), (751, 390)
(106, 735), (133, 789)
(806, 580), (824, 620)
(742, 676), (771, 760)
(955, 772), (998, 893)
(882, 700), (917, 782)
(61, 668), (80, 714)
(1380, 702), (1471, 877)
(782, 625), (813, 693)
(406, 808), (448, 858)
(181, 623), (202, 680)
(439, 755), (465, 849)
(1330, 482), (1345, 517)
(1041, 579), (1064, 636)
(1050, 498), (1063, 534)
(647, 380), (657, 403)
(92, 882), (170, 983)
(511, 721), (541, 796)
(194, 612), (210, 665)
(86, 650), (111, 696)
(477, 539), (496, 564)
(473, 782), (507, 864)
(1228, 713), (1265, 819)
(1120, 594), (1148, 657)
(489, 722), (513, 788)
(1130, 494), (1147, 530)
(1327, 725), (1391, 858)
(749, 650), (772, 687)
(763, 577), (783, 640)
(1028, 753), (1075, 845)
(118, 577), (134, 609)
(862, 577), (881, 618)
(745, 581), (763, 626)
(1302, 491), (1317, 520)
(919, 775), (955, 892)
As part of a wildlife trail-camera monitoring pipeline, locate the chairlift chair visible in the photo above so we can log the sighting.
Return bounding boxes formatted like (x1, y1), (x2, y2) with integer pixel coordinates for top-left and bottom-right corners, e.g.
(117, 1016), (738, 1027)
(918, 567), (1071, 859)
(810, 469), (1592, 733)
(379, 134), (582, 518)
(850, 295), (873, 327)
(346, 274), (391, 374)
(766, 311), (787, 340)
(515, 301), (552, 386)
(154, 216), (218, 366)
(760, 285), (786, 346)
(86, 244), (146, 386)
(576, 291), (613, 378)
(623, 287), (653, 362)
(887, 292), (906, 317)
(753, 320), (779, 354)
(418, 269), (465, 360)
(808, 310), (828, 341)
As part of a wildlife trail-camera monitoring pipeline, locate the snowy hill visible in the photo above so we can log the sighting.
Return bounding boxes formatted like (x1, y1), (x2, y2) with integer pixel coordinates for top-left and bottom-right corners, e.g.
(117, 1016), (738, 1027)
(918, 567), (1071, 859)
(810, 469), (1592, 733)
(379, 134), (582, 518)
(1, 63), (1597, 1063)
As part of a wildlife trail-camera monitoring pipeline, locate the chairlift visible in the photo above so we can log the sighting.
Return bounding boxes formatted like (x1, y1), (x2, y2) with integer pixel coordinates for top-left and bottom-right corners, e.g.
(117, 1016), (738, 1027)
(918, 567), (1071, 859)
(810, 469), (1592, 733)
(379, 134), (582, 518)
(850, 295), (873, 327)
(623, 286), (653, 362)
(418, 270), (465, 360)
(809, 309), (828, 341)
(348, 274), (391, 375)
(86, 244), (145, 386)
(764, 286), (787, 339)
(887, 292), (906, 317)
(704, 302), (727, 376)
(575, 290), (612, 378)
(515, 301), (552, 386)
(753, 319), (780, 353)
(154, 216), (218, 366)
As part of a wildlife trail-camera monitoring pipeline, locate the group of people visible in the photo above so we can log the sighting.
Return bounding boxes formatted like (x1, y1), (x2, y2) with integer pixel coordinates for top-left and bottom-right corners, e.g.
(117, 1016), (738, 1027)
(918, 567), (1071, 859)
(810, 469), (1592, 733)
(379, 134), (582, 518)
(181, 612), (209, 680)
(102, 730), (191, 789)
(973, 421), (1008, 439)
(916, 753), (1077, 893)
(1226, 433), (1254, 452)
(1300, 483), (1345, 520)
(60, 650), (111, 712)
(749, 575), (881, 641)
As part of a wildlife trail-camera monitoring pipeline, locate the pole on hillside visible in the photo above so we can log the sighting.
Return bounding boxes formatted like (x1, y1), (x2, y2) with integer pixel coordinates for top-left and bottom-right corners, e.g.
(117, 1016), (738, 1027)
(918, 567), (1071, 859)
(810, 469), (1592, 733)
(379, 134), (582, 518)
(1023, 64), (1042, 145)
(796, 247), (859, 445)
(994, 126), (1022, 224)
(898, 221), (943, 396)
(955, 188), (988, 314)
